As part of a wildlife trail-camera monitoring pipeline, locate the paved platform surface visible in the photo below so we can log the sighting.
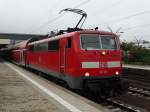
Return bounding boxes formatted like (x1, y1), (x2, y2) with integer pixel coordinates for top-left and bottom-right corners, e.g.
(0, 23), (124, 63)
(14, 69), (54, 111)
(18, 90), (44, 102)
(0, 59), (62, 112)
(123, 64), (150, 70)
(0, 58), (109, 112)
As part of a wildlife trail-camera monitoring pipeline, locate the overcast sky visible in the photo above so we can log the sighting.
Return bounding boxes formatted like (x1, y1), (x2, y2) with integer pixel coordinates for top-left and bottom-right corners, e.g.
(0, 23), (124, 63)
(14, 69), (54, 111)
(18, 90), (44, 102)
(0, 0), (150, 41)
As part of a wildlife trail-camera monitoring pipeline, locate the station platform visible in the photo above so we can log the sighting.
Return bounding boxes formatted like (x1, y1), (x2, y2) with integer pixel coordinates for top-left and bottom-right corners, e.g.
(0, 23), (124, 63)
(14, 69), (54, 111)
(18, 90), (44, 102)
(0, 59), (62, 112)
(0, 58), (109, 112)
(123, 64), (150, 70)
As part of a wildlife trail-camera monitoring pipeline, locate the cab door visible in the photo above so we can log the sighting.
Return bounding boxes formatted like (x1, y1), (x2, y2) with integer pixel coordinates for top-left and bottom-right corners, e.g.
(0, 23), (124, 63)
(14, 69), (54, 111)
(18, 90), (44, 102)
(59, 38), (67, 73)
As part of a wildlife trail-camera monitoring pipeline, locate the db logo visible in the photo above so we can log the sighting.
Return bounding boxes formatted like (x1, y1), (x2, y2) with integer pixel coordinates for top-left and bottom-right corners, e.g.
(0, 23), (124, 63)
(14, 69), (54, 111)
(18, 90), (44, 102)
(100, 62), (107, 68)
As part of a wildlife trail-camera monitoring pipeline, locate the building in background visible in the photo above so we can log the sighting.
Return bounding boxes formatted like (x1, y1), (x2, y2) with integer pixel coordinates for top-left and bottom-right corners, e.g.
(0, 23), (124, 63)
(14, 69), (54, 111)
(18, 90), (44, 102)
(0, 39), (11, 49)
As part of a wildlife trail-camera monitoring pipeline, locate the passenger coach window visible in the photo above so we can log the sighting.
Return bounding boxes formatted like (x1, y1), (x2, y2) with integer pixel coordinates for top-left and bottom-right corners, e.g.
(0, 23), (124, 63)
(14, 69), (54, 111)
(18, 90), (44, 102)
(48, 40), (59, 51)
(34, 43), (48, 51)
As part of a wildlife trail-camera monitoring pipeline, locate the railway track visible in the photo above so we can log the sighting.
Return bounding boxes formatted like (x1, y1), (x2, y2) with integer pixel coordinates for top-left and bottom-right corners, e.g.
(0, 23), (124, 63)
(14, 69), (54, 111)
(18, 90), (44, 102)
(100, 98), (142, 112)
(123, 69), (150, 99)
(128, 86), (150, 99)
(125, 79), (150, 88)
(96, 84), (150, 112)
(123, 68), (150, 83)
(124, 76), (150, 83)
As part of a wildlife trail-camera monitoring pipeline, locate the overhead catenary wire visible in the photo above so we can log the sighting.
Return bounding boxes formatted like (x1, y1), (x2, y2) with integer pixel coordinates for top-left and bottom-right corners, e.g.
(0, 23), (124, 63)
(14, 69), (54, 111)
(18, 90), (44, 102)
(99, 0), (124, 14)
(119, 24), (150, 40)
(123, 24), (150, 31)
(26, 0), (61, 33)
(73, 0), (91, 8)
(29, 0), (91, 34)
(101, 9), (150, 26)
(29, 0), (150, 37)
(28, 15), (64, 34)
(85, 0), (124, 28)
(29, 0), (127, 34)
(93, 9), (150, 34)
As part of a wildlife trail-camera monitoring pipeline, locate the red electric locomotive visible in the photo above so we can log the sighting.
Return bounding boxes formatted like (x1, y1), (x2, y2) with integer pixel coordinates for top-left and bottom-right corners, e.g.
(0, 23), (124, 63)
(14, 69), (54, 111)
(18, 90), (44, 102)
(6, 8), (129, 97)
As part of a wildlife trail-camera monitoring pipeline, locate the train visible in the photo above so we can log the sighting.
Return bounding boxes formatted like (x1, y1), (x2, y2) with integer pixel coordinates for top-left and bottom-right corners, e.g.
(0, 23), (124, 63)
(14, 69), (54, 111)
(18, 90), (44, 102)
(2, 8), (129, 97)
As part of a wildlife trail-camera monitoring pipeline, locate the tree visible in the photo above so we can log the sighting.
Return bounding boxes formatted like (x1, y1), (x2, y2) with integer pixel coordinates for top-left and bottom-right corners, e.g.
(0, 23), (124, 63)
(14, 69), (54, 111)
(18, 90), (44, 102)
(133, 36), (143, 47)
(121, 40), (150, 65)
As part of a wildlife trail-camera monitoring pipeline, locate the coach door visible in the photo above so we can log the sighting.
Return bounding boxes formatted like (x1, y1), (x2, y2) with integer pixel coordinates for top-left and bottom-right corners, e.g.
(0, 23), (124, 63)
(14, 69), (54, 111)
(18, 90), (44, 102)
(59, 38), (67, 73)
(20, 50), (24, 65)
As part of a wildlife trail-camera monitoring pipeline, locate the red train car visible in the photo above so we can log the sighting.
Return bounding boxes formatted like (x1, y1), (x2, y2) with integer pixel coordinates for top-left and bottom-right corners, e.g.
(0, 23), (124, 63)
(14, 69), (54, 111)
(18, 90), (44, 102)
(9, 30), (128, 97)
(9, 40), (29, 65)
(6, 8), (129, 97)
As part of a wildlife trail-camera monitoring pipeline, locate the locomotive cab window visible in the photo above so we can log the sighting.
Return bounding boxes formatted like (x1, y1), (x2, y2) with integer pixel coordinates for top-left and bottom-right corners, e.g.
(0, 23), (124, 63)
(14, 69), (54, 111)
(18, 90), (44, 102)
(80, 34), (117, 50)
(101, 36), (117, 50)
(81, 34), (100, 50)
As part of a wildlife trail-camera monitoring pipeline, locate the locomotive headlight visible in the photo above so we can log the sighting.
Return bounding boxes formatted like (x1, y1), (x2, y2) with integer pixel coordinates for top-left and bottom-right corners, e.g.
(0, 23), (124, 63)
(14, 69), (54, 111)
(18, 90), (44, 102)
(115, 71), (119, 75)
(85, 72), (90, 77)
(101, 51), (106, 55)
